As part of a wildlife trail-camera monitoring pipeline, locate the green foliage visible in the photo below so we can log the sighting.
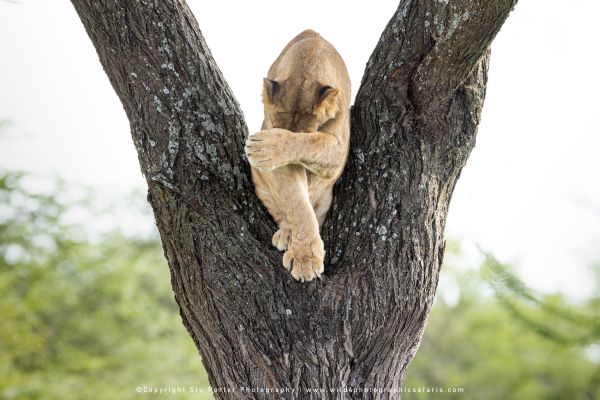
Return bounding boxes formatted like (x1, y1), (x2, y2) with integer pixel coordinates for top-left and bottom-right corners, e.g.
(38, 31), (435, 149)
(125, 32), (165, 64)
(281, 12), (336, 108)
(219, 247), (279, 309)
(482, 254), (600, 346)
(0, 171), (208, 399)
(405, 246), (600, 400)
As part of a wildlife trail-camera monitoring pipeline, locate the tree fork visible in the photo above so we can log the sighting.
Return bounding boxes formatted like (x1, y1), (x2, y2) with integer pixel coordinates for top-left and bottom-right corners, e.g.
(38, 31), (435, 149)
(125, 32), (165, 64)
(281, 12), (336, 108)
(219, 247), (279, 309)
(70, 0), (517, 397)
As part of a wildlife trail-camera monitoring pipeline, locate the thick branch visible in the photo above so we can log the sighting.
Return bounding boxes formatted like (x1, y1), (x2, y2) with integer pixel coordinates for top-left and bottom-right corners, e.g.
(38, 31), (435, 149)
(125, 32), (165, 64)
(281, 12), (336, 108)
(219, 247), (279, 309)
(413, 0), (518, 113)
(354, 0), (517, 119)
(326, 0), (512, 385)
(70, 0), (250, 199)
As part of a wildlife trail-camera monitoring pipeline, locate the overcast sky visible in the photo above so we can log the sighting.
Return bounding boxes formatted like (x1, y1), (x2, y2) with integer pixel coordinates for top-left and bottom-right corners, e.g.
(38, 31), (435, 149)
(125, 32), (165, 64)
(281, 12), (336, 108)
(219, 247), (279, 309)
(0, 0), (598, 297)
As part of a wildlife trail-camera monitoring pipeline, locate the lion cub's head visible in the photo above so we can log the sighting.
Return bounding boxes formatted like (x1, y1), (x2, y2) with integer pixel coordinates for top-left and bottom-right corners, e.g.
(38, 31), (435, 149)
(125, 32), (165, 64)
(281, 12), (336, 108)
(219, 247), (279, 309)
(262, 78), (340, 133)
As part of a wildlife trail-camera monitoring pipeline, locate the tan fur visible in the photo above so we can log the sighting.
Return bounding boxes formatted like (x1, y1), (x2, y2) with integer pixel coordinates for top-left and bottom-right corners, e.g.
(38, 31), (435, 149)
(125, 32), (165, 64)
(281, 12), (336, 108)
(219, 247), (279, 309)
(245, 30), (351, 282)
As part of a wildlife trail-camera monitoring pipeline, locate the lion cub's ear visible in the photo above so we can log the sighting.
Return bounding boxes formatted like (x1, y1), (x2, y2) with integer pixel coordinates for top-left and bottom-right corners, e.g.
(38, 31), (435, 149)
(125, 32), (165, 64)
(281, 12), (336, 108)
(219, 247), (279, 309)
(263, 78), (281, 105)
(315, 85), (340, 121)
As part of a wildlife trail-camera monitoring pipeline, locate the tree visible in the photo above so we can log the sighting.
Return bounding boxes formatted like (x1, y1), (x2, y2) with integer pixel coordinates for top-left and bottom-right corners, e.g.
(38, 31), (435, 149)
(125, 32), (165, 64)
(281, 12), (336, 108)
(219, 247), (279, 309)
(69, 0), (517, 396)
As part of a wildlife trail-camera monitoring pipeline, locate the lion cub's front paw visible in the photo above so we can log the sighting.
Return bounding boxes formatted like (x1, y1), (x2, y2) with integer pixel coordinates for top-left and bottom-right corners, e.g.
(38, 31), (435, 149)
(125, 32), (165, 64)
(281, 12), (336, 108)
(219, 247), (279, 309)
(244, 129), (292, 171)
(282, 238), (324, 282)
(272, 227), (292, 251)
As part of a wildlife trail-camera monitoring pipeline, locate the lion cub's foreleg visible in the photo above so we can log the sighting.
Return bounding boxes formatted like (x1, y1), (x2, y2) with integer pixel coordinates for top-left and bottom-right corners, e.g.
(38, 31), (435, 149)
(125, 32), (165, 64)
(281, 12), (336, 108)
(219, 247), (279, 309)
(245, 128), (342, 177)
(251, 165), (324, 282)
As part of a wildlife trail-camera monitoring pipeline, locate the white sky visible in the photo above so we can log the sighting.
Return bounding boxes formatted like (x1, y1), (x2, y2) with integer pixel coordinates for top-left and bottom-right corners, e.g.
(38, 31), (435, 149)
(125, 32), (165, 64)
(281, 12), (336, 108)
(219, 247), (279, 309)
(0, 0), (599, 297)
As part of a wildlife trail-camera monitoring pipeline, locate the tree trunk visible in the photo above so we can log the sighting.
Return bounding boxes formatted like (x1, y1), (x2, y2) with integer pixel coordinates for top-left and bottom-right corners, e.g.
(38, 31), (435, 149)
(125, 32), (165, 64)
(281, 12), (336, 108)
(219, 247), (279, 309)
(70, 0), (517, 397)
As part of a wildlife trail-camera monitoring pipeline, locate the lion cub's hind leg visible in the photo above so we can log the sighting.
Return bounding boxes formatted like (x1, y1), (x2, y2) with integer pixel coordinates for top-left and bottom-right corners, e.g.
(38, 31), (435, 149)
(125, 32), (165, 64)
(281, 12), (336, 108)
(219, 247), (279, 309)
(272, 227), (292, 251)
(312, 187), (334, 229)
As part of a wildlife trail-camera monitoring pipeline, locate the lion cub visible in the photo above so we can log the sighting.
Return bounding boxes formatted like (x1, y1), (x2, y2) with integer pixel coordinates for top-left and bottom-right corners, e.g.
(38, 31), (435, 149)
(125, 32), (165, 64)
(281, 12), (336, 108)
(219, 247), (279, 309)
(245, 30), (350, 282)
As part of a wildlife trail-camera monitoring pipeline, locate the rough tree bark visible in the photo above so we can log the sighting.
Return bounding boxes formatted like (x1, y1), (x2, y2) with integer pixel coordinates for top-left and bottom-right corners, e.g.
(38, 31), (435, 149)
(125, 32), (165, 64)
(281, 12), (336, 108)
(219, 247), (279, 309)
(71, 0), (517, 397)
